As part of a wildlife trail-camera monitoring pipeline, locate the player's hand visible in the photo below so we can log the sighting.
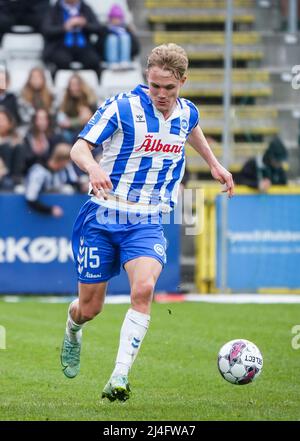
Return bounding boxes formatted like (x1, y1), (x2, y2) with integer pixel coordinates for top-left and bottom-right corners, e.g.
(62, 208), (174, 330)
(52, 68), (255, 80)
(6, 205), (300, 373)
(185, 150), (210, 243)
(52, 205), (64, 217)
(64, 16), (87, 30)
(259, 178), (271, 193)
(87, 164), (113, 200)
(211, 164), (234, 198)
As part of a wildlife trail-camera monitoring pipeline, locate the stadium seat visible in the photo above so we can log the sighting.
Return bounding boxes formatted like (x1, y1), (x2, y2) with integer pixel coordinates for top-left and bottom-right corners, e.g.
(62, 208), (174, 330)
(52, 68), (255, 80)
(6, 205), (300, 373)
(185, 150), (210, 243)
(98, 67), (144, 100)
(54, 69), (100, 98)
(2, 33), (44, 60)
(6, 60), (53, 93)
(11, 25), (34, 33)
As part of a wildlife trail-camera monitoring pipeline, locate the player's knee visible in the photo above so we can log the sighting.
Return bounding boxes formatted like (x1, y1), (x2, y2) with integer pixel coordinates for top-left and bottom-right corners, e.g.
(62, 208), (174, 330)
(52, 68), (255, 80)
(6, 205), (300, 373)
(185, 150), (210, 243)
(80, 303), (103, 321)
(131, 280), (154, 306)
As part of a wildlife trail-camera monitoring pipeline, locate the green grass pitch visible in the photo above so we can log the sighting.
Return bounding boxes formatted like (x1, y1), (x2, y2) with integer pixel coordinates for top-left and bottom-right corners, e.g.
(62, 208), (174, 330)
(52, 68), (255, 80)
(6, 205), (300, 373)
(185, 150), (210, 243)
(0, 300), (299, 421)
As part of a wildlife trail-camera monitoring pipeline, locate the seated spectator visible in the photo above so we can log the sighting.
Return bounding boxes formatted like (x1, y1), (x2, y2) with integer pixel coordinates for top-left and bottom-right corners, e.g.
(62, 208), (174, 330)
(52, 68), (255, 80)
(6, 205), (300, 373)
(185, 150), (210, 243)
(0, 0), (50, 43)
(234, 136), (288, 191)
(25, 142), (79, 217)
(0, 157), (8, 189)
(19, 67), (54, 125)
(0, 69), (22, 125)
(0, 107), (24, 190)
(22, 108), (64, 173)
(57, 73), (97, 144)
(42, 0), (104, 78)
(100, 3), (140, 70)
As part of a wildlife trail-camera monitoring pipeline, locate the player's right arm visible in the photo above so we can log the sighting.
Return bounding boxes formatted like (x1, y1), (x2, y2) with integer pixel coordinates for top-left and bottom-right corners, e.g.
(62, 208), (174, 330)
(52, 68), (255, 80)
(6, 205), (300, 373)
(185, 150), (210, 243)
(70, 138), (112, 199)
(72, 98), (119, 198)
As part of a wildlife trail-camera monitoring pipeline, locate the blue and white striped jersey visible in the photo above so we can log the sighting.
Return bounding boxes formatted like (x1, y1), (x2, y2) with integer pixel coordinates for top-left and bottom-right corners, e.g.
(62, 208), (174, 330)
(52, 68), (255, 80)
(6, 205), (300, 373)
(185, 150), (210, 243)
(79, 84), (199, 211)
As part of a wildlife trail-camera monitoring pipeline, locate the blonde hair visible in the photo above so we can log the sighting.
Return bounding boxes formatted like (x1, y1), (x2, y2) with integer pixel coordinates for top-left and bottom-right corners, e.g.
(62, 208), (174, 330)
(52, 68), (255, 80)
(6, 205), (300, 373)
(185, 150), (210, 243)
(147, 43), (188, 80)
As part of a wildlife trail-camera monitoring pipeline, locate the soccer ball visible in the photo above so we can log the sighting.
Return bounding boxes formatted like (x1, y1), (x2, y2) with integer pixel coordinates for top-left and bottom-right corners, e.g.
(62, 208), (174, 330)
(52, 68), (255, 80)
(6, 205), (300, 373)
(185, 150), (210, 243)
(217, 339), (263, 385)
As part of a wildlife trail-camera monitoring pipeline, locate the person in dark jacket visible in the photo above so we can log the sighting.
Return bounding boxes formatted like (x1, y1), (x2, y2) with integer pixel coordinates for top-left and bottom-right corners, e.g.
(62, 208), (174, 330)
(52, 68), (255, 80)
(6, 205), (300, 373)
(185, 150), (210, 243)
(0, 107), (24, 190)
(42, 0), (104, 78)
(235, 136), (288, 191)
(22, 108), (64, 173)
(0, 0), (50, 42)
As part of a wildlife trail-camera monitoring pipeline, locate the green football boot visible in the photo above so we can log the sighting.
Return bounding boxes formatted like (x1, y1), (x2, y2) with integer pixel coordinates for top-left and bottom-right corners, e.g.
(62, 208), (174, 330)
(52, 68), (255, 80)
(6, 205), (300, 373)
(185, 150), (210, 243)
(101, 375), (131, 402)
(60, 332), (82, 378)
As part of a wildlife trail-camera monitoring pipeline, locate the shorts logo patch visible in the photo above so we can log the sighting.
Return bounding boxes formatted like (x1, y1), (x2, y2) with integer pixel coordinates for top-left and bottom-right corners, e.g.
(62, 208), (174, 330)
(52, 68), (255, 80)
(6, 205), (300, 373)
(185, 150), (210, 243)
(154, 243), (165, 257)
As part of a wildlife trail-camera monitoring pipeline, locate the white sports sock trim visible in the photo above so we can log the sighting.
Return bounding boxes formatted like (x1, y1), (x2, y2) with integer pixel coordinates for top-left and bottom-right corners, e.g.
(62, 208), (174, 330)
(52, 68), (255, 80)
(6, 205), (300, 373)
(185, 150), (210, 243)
(66, 299), (82, 342)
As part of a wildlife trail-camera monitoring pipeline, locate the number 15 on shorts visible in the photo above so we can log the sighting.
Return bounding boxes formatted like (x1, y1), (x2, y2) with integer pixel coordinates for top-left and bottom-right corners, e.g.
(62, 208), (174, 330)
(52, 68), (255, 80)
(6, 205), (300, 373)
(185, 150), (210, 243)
(78, 246), (100, 273)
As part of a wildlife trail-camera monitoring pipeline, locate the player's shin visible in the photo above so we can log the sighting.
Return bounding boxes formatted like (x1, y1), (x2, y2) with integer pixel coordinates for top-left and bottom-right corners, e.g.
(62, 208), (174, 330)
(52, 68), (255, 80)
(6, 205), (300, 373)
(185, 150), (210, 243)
(112, 308), (150, 376)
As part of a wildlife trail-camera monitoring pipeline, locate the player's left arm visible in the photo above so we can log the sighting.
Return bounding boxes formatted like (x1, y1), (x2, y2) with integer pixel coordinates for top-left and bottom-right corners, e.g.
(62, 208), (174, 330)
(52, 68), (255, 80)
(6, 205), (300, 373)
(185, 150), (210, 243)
(187, 125), (234, 197)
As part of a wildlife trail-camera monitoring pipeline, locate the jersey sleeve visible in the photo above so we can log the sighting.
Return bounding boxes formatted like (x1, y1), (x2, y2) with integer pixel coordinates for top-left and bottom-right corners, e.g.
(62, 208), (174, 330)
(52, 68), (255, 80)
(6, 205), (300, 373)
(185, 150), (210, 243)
(78, 100), (119, 146)
(186, 100), (200, 134)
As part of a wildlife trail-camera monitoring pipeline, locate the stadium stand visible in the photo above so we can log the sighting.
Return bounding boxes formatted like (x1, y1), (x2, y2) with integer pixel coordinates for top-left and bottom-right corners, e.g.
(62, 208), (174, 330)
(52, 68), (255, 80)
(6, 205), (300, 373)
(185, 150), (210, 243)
(140, 0), (299, 180)
(0, 0), (299, 294)
(135, 0), (300, 291)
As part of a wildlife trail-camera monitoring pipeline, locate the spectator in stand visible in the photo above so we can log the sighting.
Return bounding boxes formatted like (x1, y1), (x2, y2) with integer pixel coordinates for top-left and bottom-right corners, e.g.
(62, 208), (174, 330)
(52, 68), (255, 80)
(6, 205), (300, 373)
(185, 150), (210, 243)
(100, 3), (140, 70)
(22, 108), (64, 173)
(0, 107), (24, 190)
(57, 73), (97, 144)
(19, 67), (54, 125)
(235, 136), (288, 191)
(0, 0), (50, 43)
(0, 70), (22, 125)
(42, 0), (104, 79)
(280, 0), (300, 31)
(0, 157), (8, 189)
(25, 142), (79, 217)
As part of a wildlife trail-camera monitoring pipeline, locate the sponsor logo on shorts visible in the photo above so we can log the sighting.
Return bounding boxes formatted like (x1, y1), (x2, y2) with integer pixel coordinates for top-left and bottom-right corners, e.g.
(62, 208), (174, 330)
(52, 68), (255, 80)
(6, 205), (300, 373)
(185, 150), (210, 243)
(84, 272), (102, 279)
(154, 243), (165, 257)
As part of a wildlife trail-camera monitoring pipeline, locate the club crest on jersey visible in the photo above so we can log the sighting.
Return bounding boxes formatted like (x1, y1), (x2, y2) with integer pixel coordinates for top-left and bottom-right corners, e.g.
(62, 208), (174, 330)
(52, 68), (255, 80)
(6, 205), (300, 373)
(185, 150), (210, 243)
(181, 118), (188, 130)
(135, 134), (183, 154)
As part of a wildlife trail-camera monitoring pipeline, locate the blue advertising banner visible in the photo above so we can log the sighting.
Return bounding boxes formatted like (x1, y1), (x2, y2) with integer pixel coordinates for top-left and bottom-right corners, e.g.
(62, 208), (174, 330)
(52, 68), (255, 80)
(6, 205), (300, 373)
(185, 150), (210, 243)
(216, 194), (300, 290)
(0, 194), (180, 294)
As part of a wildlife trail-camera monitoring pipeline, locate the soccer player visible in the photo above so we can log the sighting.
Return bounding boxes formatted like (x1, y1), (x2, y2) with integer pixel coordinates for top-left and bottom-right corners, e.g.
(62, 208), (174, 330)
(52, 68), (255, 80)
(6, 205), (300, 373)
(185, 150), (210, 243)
(60, 43), (234, 401)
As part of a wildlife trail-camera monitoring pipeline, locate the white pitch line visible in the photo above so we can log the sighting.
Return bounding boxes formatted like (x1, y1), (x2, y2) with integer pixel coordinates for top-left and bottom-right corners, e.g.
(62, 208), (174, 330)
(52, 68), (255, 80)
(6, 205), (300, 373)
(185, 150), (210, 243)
(1, 294), (300, 304)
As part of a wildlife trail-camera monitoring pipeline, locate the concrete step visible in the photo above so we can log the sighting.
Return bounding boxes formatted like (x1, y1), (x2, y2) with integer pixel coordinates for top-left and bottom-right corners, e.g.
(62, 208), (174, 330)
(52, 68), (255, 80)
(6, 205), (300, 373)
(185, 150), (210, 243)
(182, 84), (272, 98)
(145, 0), (254, 8)
(148, 12), (255, 29)
(153, 31), (261, 45)
(187, 68), (269, 82)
